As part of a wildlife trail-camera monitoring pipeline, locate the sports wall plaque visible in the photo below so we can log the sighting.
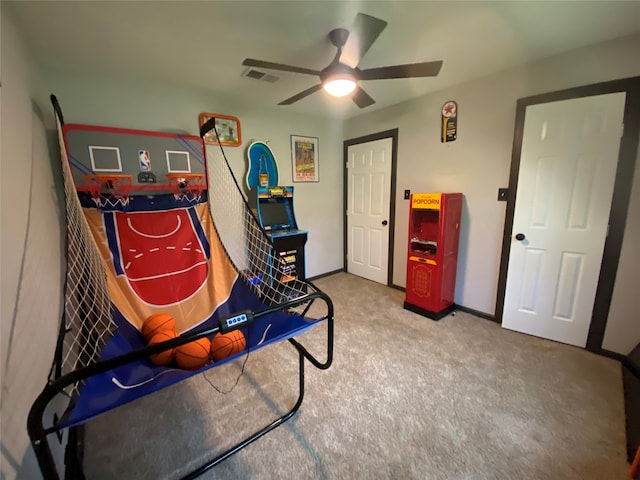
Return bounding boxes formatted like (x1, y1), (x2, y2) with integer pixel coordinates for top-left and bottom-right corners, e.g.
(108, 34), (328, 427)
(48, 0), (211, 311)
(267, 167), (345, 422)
(441, 101), (457, 143)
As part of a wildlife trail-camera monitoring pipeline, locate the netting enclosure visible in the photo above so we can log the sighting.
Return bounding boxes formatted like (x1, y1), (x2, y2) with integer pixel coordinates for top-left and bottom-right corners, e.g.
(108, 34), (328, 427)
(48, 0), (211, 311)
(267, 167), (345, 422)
(27, 96), (334, 479)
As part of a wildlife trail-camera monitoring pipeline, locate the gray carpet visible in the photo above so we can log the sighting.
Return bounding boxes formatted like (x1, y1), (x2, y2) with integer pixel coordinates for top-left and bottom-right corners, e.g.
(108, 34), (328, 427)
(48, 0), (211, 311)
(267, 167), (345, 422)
(84, 272), (628, 479)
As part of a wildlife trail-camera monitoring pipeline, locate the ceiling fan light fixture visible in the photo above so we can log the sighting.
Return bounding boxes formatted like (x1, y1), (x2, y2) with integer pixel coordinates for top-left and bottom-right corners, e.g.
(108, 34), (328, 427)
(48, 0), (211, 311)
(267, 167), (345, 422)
(244, 13), (441, 108)
(323, 74), (357, 97)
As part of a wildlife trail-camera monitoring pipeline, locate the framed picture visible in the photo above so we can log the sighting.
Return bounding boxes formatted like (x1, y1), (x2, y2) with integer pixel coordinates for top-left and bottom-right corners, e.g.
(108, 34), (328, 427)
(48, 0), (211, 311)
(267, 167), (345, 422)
(199, 113), (242, 146)
(291, 135), (319, 183)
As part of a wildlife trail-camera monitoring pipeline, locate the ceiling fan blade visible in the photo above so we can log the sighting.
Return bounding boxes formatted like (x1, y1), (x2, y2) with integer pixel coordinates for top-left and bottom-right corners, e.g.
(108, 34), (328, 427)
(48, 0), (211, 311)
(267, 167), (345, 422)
(358, 61), (443, 80)
(243, 58), (321, 76)
(339, 13), (388, 68)
(352, 86), (375, 109)
(278, 84), (324, 105)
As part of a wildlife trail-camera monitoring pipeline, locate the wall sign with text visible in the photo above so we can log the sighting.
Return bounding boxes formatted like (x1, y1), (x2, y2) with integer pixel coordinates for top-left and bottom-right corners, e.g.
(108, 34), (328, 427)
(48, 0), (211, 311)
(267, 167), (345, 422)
(441, 101), (457, 143)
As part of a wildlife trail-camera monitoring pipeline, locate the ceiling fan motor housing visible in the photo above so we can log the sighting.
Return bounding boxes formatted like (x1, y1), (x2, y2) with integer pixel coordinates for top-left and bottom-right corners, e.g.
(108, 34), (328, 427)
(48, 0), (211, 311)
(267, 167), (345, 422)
(328, 28), (350, 48)
(320, 62), (357, 83)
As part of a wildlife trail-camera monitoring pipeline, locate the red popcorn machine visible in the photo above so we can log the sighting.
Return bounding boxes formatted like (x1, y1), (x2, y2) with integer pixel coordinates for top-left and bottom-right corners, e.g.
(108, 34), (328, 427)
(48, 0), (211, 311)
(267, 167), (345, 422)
(404, 193), (463, 320)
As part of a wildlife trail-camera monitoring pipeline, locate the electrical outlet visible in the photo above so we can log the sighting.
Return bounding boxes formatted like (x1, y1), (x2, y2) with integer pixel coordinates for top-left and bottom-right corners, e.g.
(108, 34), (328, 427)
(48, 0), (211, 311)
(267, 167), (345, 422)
(404, 189), (410, 200)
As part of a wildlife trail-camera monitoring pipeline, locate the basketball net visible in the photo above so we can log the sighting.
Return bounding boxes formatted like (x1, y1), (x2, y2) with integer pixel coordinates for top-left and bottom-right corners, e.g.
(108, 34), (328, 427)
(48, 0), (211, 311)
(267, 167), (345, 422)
(56, 124), (116, 397)
(166, 173), (206, 203)
(204, 146), (310, 308)
(85, 174), (131, 209)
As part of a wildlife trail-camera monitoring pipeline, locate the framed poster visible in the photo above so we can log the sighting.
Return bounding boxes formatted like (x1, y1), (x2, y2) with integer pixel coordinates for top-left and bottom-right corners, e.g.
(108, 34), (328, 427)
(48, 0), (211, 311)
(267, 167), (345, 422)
(199, 113), (242, 146)
(291, 135), (319, 183)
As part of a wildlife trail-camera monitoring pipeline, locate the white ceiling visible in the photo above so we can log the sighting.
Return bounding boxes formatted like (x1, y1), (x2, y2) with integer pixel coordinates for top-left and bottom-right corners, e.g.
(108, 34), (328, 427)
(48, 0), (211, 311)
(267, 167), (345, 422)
(6, 1), (640, 119)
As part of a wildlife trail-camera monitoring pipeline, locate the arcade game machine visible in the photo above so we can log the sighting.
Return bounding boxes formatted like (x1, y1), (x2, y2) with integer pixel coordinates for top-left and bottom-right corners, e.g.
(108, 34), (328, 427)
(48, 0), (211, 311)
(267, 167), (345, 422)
(246, 141), (308, 287)
(404, 193), (462, 320)
(252, 186), (307, 283)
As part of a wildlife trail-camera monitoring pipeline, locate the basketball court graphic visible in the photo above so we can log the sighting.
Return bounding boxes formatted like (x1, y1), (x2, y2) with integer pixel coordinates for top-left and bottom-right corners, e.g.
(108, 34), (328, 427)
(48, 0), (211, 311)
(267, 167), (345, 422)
(84, 203), (238, 334)
(106, 208), (210, 306)
(64, 124), (239, 332)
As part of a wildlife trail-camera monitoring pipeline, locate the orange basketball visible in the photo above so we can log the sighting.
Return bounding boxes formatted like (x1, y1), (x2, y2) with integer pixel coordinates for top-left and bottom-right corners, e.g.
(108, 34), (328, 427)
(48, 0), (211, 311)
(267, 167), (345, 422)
(141, 313), (176, 340)
(147, 330), (178, 366)
(175, 337), (211, 370)
(210, 330), (246, 361)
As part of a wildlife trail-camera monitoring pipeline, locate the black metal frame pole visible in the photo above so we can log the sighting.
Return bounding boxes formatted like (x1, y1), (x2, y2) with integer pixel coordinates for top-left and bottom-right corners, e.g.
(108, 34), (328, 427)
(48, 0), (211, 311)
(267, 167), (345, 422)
(183, 348), (306, 480)
(184, 295), (334, 479)
(27, 322), (221, 480)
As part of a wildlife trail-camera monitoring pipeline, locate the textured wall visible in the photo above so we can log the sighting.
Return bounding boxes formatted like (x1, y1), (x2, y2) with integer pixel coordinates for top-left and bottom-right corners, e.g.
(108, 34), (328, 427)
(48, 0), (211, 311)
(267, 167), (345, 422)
(603, 130), (640, 355)
(344, 34), (640, 323)
(1, 9), (66, 479)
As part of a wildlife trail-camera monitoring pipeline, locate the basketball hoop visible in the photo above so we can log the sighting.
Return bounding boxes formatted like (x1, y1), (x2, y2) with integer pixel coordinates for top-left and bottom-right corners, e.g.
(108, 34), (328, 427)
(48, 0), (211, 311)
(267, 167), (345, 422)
(84, 174), (132, 208)
(166, 174), (207, 203)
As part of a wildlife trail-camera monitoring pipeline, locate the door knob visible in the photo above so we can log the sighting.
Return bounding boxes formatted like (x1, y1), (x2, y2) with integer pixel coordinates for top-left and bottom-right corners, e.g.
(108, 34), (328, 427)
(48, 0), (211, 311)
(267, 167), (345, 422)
(515, 233), (526, 241)
(382, 220), (388, 226)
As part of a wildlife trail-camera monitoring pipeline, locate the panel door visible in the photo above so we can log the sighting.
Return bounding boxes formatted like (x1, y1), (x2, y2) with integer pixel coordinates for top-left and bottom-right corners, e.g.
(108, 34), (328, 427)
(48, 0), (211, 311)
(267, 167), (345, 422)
(346, 138), (392, 284)
(502, 92), (626, 347)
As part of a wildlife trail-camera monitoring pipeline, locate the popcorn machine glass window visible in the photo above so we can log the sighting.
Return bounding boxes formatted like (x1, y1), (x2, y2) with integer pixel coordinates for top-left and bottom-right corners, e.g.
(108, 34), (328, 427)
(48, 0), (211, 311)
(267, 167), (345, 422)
(410, 209), (439, 256)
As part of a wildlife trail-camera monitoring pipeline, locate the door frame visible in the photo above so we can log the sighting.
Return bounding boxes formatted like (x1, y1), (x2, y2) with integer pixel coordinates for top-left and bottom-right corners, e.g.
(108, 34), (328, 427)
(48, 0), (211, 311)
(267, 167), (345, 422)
(496, 76), (640, 356)
(343, 129), (399, 287)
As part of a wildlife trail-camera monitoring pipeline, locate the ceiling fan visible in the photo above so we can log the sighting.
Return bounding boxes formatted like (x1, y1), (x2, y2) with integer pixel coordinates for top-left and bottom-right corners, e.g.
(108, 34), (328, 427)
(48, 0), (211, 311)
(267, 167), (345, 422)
(242, 12), (443, 109)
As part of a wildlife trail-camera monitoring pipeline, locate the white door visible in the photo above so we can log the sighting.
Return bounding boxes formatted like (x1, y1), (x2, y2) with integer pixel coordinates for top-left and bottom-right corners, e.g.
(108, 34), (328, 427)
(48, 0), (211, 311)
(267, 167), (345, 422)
(502, 92), (626, 347)
(347, 138), (392, 284)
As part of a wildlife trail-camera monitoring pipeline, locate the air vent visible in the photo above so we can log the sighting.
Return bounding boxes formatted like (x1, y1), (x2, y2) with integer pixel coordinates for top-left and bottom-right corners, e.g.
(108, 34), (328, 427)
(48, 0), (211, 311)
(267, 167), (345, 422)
(261, 74), (280, 83)
(242, 68), (280, 83)
(245, 69), (265, 80)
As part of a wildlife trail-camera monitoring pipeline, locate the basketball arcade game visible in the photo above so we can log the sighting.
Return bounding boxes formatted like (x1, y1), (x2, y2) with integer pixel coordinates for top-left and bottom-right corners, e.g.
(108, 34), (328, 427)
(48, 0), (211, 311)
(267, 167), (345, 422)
(27, 97), (334, 479)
